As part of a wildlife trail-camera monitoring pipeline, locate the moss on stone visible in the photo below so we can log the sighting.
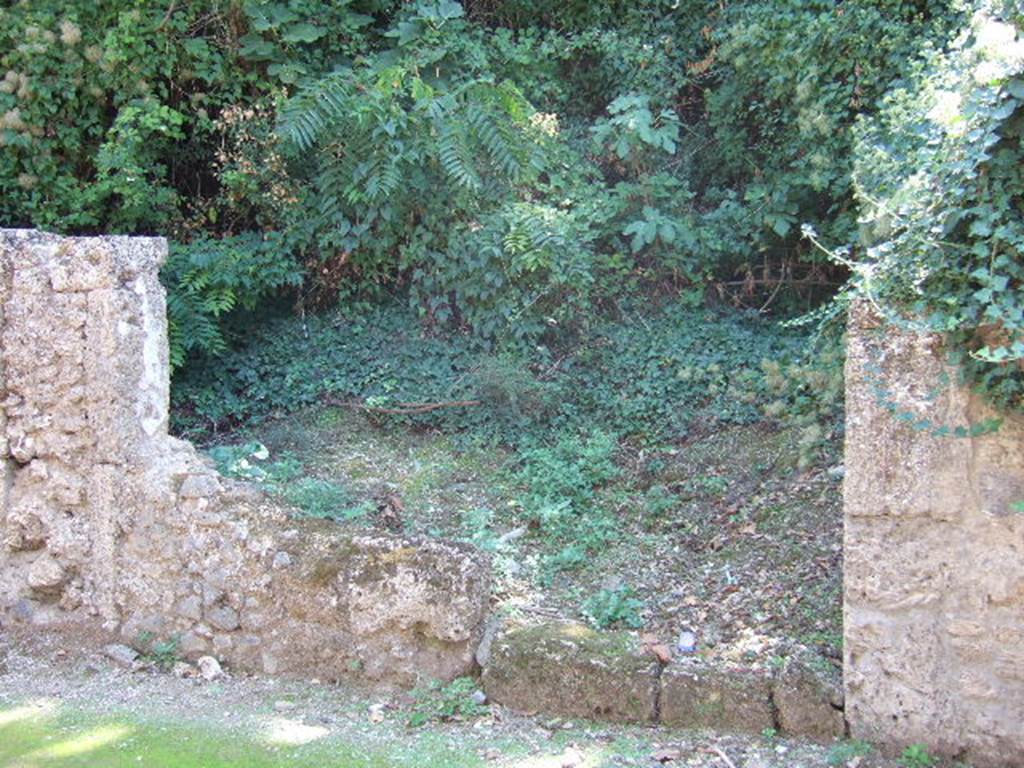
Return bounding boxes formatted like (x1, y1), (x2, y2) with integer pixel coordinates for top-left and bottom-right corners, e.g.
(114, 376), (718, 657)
(502, 622), (645, 669)
(483, 622), (660, 723)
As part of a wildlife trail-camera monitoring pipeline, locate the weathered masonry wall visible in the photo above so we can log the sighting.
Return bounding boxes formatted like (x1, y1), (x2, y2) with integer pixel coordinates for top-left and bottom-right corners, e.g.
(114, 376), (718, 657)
(845, 304), (1024, 767)
(6, 229), (1024, 754)
(0, 230), (490, 685)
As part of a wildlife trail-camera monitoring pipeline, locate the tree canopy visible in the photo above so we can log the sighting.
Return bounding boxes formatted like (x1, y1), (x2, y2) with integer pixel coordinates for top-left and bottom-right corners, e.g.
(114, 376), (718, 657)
(0, 0), (1019, 410)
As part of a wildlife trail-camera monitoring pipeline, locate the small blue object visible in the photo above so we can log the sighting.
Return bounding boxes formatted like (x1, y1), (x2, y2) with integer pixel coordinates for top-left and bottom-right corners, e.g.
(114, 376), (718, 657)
(677, 630), (697, 654)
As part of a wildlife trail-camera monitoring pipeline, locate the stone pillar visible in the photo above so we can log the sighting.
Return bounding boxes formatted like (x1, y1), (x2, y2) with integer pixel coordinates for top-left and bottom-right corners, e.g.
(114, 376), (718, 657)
(844, 303), (1024, 767)
(0, 230), (490, 685)
(0, 240), (10, 552)
(0, 230), (170, 622)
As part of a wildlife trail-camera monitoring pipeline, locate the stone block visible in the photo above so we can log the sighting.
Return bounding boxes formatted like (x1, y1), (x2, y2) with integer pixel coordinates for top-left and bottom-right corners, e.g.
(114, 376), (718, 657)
(772, 651), (845, 741)
(844, 302), (1024, 767)
(205, 605), (240, 632)
(660, 660), (774, 733)
(343, 534), (490, 643)
(482, 622), (660, 723)
(26, 553), (66, 596)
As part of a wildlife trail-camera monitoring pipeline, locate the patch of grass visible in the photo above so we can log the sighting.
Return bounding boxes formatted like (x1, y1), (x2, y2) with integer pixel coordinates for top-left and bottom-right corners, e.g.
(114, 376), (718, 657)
(282, 478), (369, 522)
(136, 633), (180, 672)
(206, 440), (371, 522)
(827, 739), (874, 766)
(899, 744), (936, 768)
(0, 704), (483, 768)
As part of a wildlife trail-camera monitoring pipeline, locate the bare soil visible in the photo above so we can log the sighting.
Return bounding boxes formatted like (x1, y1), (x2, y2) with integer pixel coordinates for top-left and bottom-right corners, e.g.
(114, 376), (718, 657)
(238, 407), (843, 666)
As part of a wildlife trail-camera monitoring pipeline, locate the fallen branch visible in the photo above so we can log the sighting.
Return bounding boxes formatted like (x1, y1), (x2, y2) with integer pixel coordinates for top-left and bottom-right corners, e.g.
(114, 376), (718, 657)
(714, 277), (840, 288)
(322, 395), (482, 415)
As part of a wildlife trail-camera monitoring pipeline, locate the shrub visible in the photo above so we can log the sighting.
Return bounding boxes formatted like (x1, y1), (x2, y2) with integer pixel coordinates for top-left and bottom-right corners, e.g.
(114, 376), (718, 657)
(581, 584), (645, 629)
(0, 0), (975, 371)
(164, 233), (305, 368)
(845, 3), (1023, 413)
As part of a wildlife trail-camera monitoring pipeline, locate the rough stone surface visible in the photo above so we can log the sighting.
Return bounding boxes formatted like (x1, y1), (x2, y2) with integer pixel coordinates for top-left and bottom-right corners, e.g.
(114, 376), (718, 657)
(845, 303), (1024, 767)
(197, 655), (224, 681)
(103, 643), (139, 669)
(482, 622), (660, 723)
(660, 660), (774, 733)
(772, 650), (844, 742)
(0, 229), (491, 686)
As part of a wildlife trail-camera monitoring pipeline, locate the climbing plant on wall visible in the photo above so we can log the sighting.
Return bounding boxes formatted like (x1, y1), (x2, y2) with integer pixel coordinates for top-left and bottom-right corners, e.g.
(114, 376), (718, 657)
(844, 2), (1023, 412)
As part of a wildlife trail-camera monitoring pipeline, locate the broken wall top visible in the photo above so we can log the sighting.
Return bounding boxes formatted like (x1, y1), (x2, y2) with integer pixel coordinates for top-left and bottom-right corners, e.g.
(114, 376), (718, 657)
(0, 229), (491, 686)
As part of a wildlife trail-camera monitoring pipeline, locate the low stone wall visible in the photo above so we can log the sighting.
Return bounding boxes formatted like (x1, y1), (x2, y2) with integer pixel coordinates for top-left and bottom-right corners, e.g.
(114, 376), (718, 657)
(844, 304), (1024, 766)
(481, 621), (845, 739)
(0, 230), (490, 686)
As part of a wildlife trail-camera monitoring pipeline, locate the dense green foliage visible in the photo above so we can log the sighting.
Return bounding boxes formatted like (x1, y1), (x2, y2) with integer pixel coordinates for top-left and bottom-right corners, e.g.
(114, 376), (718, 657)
(3, 1), (996, 380)
(173, 299), (821, 574)
(846, 1), (1024, 410)
(172, 301), (800, 441)
(1, 0), (1019, 423)
(164, 233), (305, 366)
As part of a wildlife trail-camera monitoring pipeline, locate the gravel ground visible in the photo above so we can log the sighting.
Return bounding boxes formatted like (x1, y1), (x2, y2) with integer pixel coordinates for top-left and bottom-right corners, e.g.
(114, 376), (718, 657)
(0, 629), (910, 768)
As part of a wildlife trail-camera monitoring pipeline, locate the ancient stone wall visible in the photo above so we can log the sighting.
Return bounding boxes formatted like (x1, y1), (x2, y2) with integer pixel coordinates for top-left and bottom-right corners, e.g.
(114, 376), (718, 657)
(0, 230), (490, 685)
(845, 303), (1024, 767)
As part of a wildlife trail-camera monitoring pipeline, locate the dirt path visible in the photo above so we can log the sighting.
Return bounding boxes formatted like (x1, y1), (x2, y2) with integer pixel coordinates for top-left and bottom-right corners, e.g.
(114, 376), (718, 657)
(0, 630), (903, 768)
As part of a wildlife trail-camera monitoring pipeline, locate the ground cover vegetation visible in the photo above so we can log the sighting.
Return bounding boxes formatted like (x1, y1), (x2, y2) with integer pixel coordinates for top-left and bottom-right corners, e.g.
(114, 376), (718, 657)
(1, 0), (1022, 671)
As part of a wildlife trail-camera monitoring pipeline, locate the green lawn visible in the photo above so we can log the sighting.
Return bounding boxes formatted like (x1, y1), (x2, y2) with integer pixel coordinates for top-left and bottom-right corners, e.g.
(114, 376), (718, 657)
(0, 702), (485, 768)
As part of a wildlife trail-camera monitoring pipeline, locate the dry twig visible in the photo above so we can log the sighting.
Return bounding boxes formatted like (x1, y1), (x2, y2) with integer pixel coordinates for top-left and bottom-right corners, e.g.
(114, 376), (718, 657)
(701, 745), (738, 768)
(322, 395), (482, 415)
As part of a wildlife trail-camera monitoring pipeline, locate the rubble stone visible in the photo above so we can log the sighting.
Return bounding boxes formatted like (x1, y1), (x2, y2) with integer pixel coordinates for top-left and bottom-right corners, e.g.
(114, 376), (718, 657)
(0, 230), (491, 687)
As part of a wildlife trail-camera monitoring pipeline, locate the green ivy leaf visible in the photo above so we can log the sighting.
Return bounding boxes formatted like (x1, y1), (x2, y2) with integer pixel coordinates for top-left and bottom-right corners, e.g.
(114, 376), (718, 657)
(238, 34), (277, 60)
(281, 22), (326, 44)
